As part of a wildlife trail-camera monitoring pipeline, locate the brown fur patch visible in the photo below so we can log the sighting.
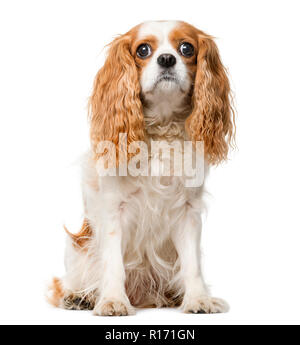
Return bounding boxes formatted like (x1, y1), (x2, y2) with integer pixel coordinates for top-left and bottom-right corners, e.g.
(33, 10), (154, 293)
(169, 21), (199, 77)
(47, 277), (64, 307)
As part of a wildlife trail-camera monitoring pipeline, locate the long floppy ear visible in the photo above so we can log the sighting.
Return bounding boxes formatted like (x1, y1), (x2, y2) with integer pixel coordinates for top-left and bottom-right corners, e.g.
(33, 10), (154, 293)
(88, 34), (144, 164)
(185, 34), (235, 164)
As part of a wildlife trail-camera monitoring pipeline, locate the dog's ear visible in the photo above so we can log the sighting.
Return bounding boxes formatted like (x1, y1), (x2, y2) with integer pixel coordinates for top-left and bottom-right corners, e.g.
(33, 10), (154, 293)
(89, 34), (145, 164)
(185, 35), (235, 164)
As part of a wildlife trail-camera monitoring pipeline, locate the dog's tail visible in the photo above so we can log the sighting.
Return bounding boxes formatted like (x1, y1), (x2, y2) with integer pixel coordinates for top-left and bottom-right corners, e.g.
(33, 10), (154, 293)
(46, 220), (93, 308)
(64, 219), (92, 249)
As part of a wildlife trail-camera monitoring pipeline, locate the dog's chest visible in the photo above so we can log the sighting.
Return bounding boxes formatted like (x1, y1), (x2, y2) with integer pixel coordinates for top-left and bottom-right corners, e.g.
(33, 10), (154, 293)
(122, 157), (195, 240)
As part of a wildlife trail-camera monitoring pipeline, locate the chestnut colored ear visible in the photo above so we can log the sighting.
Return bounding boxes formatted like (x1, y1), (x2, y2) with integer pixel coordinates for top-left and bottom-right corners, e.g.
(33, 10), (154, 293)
(89, 34), (144, 164)
(185, 35), (235, 164)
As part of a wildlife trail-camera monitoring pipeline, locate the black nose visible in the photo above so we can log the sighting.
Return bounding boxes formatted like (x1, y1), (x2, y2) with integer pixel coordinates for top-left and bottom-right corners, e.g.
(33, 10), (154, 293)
(157, 54), (176, 68)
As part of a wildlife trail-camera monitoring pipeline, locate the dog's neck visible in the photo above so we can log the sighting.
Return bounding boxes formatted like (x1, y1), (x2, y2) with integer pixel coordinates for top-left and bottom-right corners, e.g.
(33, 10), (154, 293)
(142, 89), (191, 140)
(142, 89), (191, 122)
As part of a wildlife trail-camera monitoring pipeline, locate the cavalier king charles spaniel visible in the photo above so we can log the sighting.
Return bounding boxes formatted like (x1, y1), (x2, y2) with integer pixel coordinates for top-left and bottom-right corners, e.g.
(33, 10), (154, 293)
(48, 20), (235, 316)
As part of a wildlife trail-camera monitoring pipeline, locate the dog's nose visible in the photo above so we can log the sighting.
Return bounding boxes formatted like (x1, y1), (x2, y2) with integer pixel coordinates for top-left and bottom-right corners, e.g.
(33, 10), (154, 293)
(157, 54), (176, 68)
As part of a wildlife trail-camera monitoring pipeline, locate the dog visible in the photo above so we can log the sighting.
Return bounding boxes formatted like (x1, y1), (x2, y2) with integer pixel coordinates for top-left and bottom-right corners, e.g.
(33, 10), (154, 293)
(47, 20), (235, 316)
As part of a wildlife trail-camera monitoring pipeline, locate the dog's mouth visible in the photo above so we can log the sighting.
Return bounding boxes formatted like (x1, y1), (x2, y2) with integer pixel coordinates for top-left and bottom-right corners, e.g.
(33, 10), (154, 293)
(154, 72), (178, 87)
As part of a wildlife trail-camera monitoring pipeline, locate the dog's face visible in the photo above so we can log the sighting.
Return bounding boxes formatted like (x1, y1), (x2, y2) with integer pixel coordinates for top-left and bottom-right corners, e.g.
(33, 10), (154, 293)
(89, 21), (235, 165)
(134, 21), (194, 96)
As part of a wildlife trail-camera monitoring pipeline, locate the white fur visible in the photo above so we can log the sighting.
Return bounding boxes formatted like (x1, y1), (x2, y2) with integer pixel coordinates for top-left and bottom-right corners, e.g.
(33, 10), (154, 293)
(54, 21), (229, 316)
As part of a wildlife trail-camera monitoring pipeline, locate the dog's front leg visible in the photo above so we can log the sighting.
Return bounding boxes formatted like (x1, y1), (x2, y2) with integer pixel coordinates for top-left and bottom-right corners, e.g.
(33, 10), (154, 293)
(92, 191), (134, 316)
(172, 204), (229, 314)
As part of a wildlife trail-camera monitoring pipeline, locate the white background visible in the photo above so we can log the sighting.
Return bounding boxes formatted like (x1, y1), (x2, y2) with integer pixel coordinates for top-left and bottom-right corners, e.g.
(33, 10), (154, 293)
(0, 0), (300, 325)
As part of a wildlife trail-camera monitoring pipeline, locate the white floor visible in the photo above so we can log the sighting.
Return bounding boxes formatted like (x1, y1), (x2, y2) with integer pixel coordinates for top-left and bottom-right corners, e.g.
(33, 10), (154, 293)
(2, 274), (299, 325)
(4, 302), (300, 326)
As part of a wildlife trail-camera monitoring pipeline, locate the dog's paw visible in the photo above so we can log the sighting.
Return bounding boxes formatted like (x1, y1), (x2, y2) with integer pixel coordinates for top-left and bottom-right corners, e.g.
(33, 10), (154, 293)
(63, 293), (95, 310)
(182, 295), (229, 314)
(93, 299), (135, 316)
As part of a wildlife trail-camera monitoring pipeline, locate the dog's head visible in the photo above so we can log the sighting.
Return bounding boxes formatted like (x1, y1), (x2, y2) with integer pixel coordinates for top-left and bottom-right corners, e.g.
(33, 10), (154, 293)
(89, 21), (235, 164)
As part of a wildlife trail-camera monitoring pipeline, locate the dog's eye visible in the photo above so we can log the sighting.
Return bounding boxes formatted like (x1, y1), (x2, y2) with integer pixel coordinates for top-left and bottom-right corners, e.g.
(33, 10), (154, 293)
(179, 42), (194, 57)
(136, 44), (152, 58)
